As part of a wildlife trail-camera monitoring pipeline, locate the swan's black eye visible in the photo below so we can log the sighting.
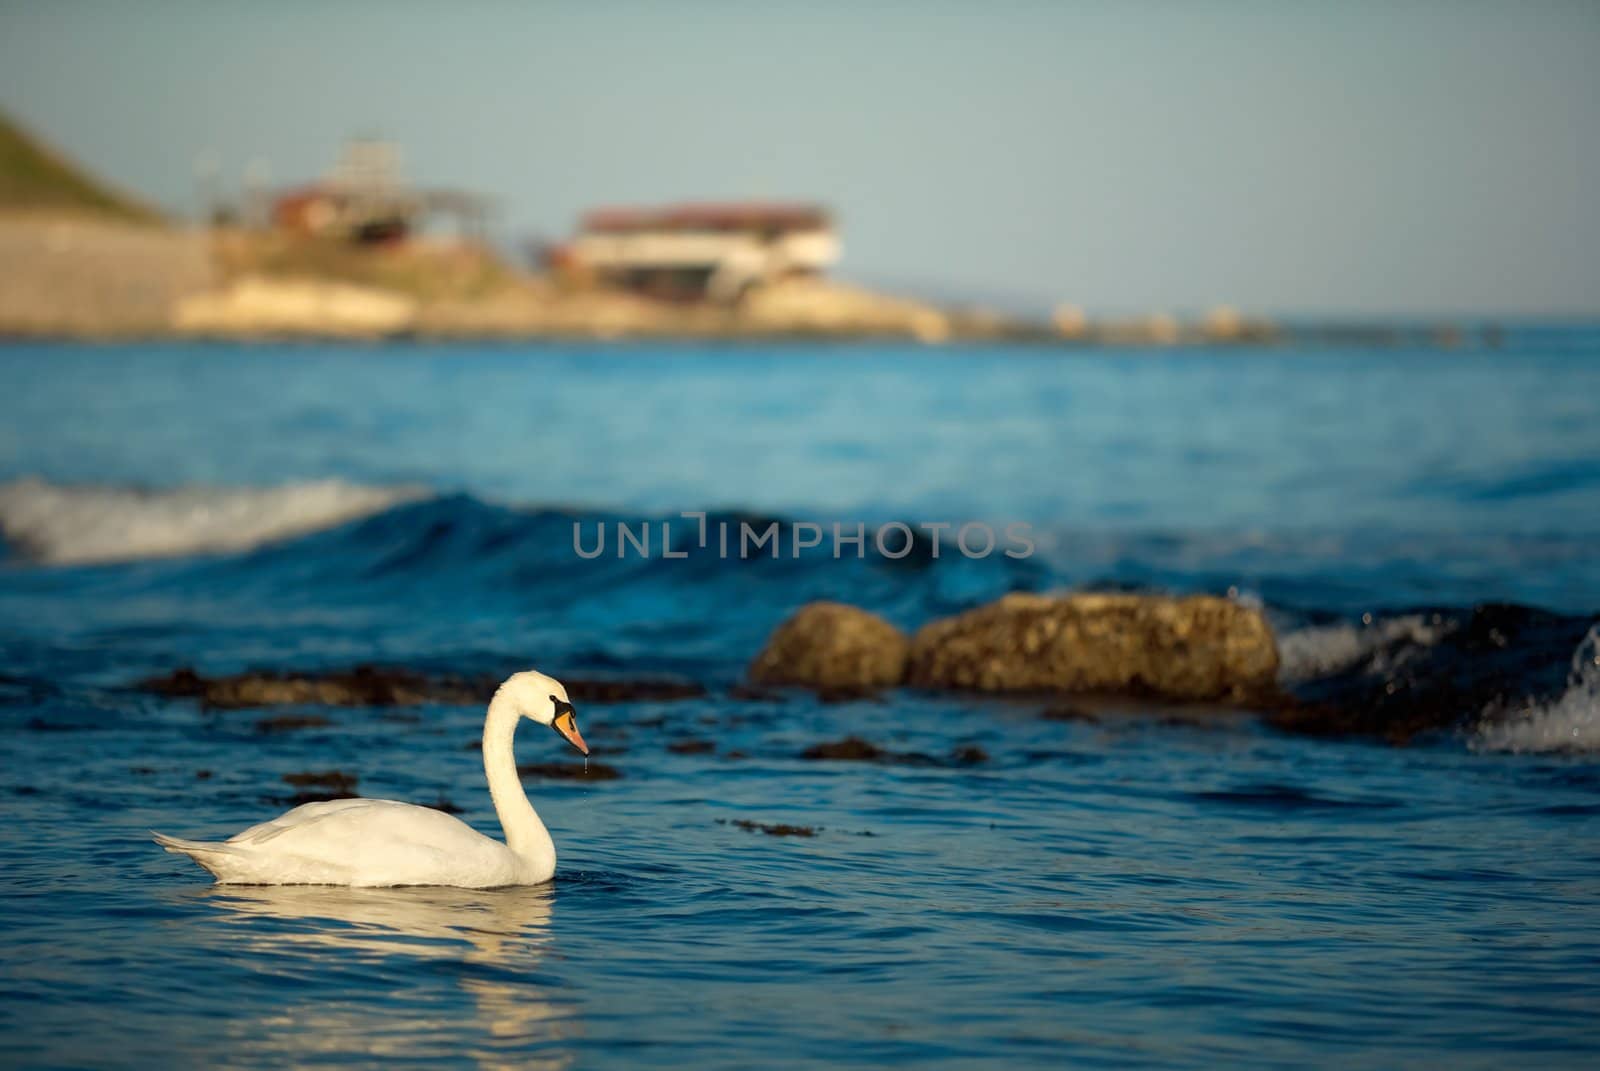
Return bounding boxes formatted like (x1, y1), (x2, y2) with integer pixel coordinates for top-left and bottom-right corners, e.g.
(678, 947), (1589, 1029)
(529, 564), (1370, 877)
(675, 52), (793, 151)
(550, 695), (574, 719)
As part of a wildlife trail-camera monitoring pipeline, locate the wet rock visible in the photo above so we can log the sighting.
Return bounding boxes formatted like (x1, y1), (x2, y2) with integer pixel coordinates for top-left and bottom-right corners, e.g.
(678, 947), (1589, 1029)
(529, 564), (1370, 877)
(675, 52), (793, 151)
(567, 678), (706, 703)
(907, 592), (1279, 702)
(254, 715), (332, 734)
(138, 665), (706, 710)
(1040, 703), (1100, 723)
(816, 685), (885, 705)
(1270, 603), (1594, 745)
(517, 761), (621, 780)
(142, 665), (471, 709)
(726, 683), (789, 703)
(278, 791), (358, 805)
(272, 769), (360, 805)
(282, 770), (357, 792)
(799, 735), (987, 768)
(144, 667), (207, 698)
(720, 819), (817, 837)
(1155, 712), (1230, 730)
(749, 602), (909, 690)
(800, 735), (885, 761)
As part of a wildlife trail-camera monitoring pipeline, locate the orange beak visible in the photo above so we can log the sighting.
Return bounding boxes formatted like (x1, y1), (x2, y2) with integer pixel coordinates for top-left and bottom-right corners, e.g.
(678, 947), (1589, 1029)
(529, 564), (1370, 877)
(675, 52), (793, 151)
(552, 709), (588, 755)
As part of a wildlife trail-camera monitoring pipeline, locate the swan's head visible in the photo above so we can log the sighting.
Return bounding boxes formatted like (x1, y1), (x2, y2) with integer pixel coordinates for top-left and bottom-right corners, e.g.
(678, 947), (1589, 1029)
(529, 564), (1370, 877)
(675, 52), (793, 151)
(500, 670), (588, 755)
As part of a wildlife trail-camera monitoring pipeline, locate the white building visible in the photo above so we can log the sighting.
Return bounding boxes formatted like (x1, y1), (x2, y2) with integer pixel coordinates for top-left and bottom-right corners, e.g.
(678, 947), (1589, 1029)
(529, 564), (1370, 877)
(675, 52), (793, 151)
(553, 202), (840, 302)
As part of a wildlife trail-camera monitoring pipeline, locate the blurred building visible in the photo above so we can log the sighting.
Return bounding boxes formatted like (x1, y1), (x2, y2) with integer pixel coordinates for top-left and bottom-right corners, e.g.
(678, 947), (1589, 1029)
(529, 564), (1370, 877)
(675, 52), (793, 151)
(549, 202), (839, 302)
(271, 140), (488, 245)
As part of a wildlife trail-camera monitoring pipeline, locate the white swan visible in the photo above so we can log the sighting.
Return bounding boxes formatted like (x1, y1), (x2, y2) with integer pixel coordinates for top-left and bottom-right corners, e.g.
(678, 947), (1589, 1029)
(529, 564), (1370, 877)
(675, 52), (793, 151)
(153, 670), (589, 887)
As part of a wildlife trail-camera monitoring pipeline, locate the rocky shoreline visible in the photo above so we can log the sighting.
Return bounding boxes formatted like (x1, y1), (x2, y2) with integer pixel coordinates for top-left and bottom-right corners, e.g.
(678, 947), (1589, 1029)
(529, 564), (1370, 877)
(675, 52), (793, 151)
(0, 216), (1370, 347)
(1, 215), (1517, 348)
(0, 216), (988, 344)
(132, 594), (1590, 747)
(140, 665), (706, 710)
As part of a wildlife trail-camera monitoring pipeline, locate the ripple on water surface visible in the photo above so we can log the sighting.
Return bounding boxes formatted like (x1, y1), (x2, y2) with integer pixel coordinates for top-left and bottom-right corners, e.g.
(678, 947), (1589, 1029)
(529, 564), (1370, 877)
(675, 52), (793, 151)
(3, 686), (1600, 1069)
(1, 343), (1599, 1067)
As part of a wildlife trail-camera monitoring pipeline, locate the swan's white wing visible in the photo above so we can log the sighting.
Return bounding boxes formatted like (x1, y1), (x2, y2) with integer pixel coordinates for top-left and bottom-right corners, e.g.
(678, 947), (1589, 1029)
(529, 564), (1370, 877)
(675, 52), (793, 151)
(220, 799), (517, 887)
(229, 798), (385, 846)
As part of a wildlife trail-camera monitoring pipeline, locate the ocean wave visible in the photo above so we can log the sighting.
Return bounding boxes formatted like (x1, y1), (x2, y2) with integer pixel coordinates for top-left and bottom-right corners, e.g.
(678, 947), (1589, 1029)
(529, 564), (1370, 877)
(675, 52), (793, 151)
(2, 475), (1595, 752)
(0, 478), (430, 565)
(1474, 625), (1600, 754)
(1270, 604), (1597, 746)
(1275, 612), (1453, 684)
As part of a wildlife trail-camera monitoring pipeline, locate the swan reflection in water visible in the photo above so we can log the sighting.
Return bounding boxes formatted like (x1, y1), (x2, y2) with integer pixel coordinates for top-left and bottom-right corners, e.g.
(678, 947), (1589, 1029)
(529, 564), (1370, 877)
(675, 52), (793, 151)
(196, 884), (576, 1069)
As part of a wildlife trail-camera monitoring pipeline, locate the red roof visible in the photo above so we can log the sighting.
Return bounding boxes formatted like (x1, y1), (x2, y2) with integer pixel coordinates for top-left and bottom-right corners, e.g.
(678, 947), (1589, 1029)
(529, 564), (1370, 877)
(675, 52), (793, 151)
(272, 184), (334, 209)
(581, 202), (831, 235)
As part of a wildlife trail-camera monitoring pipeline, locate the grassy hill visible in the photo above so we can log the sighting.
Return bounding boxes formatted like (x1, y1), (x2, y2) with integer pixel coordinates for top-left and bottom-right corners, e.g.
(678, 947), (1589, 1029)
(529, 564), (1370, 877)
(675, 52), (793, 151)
(0, 110), (160, 222)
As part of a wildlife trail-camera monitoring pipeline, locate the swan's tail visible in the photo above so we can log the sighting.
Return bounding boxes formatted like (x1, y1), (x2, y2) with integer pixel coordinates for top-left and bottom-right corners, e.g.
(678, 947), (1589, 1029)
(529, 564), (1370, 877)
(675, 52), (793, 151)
(151, 831), (240, 879)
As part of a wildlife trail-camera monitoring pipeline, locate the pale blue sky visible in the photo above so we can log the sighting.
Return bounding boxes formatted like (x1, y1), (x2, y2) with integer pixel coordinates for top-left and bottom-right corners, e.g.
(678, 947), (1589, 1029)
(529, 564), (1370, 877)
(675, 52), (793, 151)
(2, 1), (1596, 316)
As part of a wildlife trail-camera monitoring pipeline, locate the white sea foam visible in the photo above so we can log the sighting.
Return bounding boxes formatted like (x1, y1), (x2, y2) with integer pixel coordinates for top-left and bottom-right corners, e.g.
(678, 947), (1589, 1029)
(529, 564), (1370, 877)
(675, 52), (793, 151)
(1275, 613), (1451, 684)
(0, 478), (429, 565)
(1475, 624), (1600, 754)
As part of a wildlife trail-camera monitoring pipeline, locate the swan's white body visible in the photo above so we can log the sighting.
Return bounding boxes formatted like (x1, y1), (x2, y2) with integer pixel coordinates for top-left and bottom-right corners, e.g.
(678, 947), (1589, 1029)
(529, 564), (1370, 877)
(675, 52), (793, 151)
(153, 671), (587, 888)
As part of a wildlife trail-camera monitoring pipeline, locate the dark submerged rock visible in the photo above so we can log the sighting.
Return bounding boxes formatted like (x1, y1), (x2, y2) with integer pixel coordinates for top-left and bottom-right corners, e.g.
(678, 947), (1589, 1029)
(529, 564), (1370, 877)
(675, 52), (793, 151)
(800, 735), (885, 761)
(271, 770), (361, 805)
(282, 770), (357, 792)
(1039, 703), (1100, 723)
(567, 678), (707, 703)
(254, 715), (332, 734)
(726, 683), (789, 703)
(278, 791), (359, 805)
(800, 735), (990, 767)
(816, 685), (885, 705)
(144, 665), (474, 709)
(138, 665), (705, 710)
(517, 761), (621, 780)
(721, 819), (817, 837)
(1270, 603), (1594, 745)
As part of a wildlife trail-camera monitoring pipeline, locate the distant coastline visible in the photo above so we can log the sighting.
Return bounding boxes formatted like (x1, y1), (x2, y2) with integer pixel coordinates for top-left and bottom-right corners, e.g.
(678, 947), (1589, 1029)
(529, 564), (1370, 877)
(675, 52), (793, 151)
(0, 214), (1570, 349)
(0, 211), (1232, 346)
(0, 114), (1562, 349)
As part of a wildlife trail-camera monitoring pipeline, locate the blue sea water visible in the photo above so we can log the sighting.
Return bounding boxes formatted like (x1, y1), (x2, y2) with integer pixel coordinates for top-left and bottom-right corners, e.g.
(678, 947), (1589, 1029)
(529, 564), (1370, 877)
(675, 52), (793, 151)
(1, 338), (1598, 1068)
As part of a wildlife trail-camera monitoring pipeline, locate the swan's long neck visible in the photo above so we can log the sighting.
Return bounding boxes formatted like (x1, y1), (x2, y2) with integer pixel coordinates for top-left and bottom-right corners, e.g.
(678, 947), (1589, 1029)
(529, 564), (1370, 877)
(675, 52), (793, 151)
(482, 691), (553, 868)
